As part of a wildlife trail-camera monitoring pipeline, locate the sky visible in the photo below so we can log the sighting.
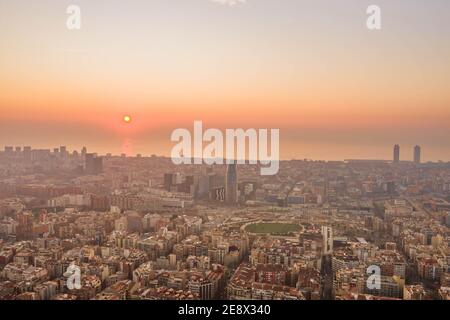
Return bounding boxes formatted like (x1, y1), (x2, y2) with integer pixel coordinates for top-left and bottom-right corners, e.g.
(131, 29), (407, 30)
(0, 0), (449, 161)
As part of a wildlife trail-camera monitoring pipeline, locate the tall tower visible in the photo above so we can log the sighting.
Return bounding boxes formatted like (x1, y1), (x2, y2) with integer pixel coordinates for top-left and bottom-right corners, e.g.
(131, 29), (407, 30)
(414, 145), (421, 164)
(85, 153), (102, 174)
(85, 153), (94, 173)
(321, 226), (333, 255)
(225, 163), (238, 204)
(393, 145), (400, 163)
(320, 226), (334, 299)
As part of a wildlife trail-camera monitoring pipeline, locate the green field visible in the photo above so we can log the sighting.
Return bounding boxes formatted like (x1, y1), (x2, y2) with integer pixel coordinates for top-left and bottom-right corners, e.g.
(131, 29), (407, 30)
(245, 223), (301, 235)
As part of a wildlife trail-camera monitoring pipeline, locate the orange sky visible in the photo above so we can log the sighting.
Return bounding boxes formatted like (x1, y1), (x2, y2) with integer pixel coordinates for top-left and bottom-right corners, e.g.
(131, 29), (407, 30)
(1, 0), (449, 160)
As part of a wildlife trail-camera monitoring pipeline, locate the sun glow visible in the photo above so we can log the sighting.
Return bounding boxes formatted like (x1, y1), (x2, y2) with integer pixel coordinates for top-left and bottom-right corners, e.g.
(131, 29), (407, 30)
(123, 115), (132, 123)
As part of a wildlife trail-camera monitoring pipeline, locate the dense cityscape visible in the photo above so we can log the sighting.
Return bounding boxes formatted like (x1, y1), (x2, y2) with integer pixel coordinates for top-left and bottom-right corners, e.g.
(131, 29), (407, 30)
(0, 145), (449, 300)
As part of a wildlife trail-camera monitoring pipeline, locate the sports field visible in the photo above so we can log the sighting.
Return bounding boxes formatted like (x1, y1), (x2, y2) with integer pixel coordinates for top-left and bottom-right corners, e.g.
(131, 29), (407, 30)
(245, 223), (301, 235)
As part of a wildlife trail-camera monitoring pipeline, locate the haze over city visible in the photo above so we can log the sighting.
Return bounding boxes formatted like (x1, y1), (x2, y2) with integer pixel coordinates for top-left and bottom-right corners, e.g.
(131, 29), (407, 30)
(1, 0), (450, 161)
(0, 0), (450, 306)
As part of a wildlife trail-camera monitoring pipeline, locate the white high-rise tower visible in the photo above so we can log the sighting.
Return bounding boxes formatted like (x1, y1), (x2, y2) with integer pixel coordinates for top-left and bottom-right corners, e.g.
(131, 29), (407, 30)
(322, 226), (333, 255)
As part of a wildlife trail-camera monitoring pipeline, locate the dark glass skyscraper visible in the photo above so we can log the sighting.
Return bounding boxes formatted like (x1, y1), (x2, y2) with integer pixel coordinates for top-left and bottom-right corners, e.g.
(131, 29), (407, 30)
(393, 144), (400, 163)
(225, 163), (238, 204)
(414, 145), (421, 164)
(85, 153), (103, 174)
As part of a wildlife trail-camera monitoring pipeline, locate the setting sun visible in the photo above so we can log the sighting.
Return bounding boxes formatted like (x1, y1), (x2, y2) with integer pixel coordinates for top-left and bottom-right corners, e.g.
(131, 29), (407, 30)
(123, 115), (132, 124)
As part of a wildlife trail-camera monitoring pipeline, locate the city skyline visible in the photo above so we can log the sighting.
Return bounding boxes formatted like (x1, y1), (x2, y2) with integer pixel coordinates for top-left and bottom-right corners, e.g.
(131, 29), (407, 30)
(1, 141), (449, 302)
(1, 0), (449, 307)
(0, 143), (442, 164)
